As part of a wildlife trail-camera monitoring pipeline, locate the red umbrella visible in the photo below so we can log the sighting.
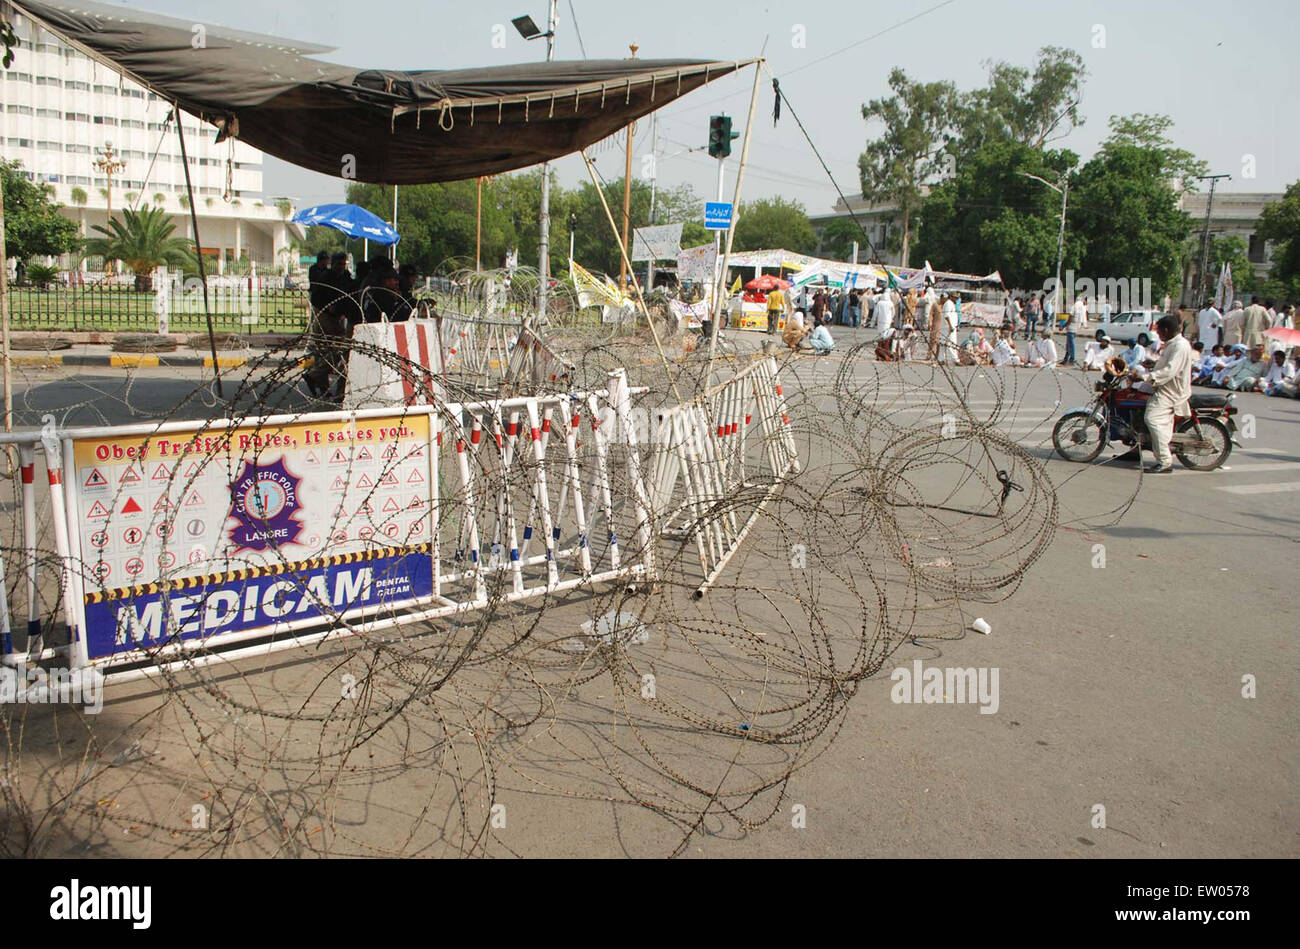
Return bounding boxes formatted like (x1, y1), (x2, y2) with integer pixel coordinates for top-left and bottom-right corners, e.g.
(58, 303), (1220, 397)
(744, 275), (791, 291)
(1264, 326), (1300, 346)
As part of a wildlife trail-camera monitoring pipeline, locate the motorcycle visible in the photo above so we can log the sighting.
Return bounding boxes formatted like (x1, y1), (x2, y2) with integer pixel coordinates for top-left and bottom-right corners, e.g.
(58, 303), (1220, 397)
(1052, 358), (1237, 470)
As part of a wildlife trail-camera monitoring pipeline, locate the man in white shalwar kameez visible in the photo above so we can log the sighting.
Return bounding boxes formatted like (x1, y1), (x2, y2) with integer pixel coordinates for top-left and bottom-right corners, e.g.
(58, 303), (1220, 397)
(1026, 327), (1059, 367)
(938, 294), (960, 364)
(1197, 302), (1223, 349)
(1137, 314), (1193, 474)
(1083, 333), (1117, 370)
(990, 332), (1024, 367)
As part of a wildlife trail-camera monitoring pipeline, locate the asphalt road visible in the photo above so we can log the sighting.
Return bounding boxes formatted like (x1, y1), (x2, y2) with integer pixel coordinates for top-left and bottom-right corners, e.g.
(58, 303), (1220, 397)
(4, 330), (1296, 858)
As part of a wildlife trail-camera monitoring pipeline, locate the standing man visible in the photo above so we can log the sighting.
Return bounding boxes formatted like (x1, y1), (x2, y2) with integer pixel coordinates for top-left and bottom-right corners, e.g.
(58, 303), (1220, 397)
(1063, 294), (1086, 365)
(1242, 296), (1270, 350)
(926, 290), (944, 361)
(1197, 299), (1224, 349)
(1136, 314), (1193, 475)
(766, 282), (789, 337)
(875, 286), (897, 356)
(939, 293), (961, 364)
(1025, 293), (1041, 340)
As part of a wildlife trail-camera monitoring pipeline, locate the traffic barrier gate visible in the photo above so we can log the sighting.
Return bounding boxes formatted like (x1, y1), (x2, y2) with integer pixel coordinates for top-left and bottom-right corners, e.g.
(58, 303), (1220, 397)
(0, 370), (653, 688)
(646, 356), (799, 597)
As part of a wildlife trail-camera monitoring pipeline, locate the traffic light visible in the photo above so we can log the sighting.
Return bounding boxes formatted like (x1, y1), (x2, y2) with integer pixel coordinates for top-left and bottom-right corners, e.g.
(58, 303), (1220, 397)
(708, 115), (738, 159)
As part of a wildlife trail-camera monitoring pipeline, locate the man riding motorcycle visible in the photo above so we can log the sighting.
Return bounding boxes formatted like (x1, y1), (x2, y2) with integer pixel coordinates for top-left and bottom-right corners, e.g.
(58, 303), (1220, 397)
(1130, 313), (1193, 474)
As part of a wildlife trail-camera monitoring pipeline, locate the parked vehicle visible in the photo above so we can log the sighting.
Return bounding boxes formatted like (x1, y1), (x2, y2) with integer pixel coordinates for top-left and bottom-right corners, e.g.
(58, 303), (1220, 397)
(1052, 362), (1237, 471)
(1091, 310), (1163, 347)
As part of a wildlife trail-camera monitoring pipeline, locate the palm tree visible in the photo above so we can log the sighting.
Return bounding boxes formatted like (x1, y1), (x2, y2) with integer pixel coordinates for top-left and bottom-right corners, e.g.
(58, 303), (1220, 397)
(70, 187), (88, 206)
(84, 205), (194, 291)
(153, 192), (166, 206)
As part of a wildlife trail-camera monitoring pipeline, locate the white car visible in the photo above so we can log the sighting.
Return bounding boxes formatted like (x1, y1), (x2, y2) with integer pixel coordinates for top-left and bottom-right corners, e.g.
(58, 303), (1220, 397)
(1092, 310), (1163, 347)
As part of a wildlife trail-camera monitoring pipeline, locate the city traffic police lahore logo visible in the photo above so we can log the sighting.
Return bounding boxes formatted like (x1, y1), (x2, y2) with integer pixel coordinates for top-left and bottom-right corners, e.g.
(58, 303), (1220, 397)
(226, 458), (304, 553)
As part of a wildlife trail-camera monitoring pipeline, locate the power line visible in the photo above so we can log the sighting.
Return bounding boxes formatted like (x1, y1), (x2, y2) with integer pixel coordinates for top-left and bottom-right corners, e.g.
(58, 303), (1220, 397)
(567, 0), (587, 59)
(666, 0), (962, 119)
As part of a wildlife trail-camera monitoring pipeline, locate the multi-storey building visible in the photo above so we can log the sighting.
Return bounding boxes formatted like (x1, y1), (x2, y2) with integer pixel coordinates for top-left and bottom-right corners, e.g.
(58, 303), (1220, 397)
(1, 1), (316, 273)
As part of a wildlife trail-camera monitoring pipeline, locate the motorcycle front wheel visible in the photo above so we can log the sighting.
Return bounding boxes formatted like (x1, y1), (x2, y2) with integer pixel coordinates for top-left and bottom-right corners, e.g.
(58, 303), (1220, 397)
(1053, 411), (1107, 463)
(1174, 417), (1232, 471)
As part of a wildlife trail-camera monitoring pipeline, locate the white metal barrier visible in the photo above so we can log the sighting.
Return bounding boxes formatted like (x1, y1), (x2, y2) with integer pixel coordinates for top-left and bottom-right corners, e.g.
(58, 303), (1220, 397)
(647, 357), (799, 597)
(344, 313), (573, 408)
(0, 370), (652, 687)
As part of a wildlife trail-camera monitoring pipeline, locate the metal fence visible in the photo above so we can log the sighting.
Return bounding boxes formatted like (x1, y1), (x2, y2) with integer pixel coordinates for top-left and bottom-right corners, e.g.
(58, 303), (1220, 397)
(5, 282), (312, 334)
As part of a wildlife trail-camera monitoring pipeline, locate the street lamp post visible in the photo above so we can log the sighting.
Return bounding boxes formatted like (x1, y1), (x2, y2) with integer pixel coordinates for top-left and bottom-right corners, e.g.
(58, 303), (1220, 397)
(513, 3), (558, 322)
(94, 141), (126, 274)
(1020, 171), (1068, 314)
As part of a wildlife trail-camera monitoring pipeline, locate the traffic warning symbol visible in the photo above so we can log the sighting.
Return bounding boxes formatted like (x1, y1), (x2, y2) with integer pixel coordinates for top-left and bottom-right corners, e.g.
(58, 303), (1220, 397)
(382, 444), (398, 459)
(184, 490), (203, 507)
(356, 473), (374, 488)
(330, 475), (346, 490)
(407, 468), (425, 483)
(119, 466), (143, 485)
(121, 497), (143, 514)
(380, 471), (398, 486)
(153, 495), (173, 511)
(356, 446), (374, 462)
(83, 468), (109, 489)
(305, 450), (321, 465)
(184, 462), (203, 478)
(87, 500), (111, 518)
(151, 463), (172, 481)
(329, 448), (348, 464)
(382, 497), (400, 513)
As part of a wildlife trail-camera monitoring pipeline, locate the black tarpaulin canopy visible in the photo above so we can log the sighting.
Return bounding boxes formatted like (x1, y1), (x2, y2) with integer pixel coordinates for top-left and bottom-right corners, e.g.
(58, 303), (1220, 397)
(11, 0), (753, 184)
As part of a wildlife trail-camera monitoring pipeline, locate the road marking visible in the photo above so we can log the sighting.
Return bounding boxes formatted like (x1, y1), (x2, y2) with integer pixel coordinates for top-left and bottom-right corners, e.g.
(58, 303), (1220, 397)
(1211, 463), (1298, 474)
(1216, 481), (1300, 495)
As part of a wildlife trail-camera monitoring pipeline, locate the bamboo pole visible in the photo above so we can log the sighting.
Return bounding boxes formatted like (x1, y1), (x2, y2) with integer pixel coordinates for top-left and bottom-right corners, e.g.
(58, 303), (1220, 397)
(580, 150), (682, 405)
(706, 58), (765, 379)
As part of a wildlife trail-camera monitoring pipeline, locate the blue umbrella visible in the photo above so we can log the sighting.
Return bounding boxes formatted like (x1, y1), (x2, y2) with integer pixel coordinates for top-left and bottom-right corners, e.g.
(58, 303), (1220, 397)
(290, 203), (400, 245)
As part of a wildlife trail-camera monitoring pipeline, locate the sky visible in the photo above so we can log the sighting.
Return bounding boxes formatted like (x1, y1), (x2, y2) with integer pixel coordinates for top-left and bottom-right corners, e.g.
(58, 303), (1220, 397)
(109, 0), (1299, 215)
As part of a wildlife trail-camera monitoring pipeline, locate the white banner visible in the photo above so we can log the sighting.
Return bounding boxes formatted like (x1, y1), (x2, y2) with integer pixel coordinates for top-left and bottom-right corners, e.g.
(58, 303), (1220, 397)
(631, 223), (683, 262)
(676, 245), (717, 283)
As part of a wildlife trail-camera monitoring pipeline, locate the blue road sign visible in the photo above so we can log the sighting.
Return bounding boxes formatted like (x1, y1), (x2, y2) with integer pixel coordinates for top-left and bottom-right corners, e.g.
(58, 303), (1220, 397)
(704, 201), (734, 230)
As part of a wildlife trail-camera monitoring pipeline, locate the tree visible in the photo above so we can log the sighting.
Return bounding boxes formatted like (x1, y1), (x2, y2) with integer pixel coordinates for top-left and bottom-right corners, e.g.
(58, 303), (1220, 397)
(1192, 234), (1254, 297)
(913, 140), (1082, 289)
(2, 16), (17, 69)
(1101, 114), (1208, 193)
(84, 205), (194, 291)
(299, 224), (345, 259)
(731, 197), (816, 255)
(71, 187), (88, 206)
(1070, 145), (1194, 302)
(819, 217), (872, 261)
(1256, 181), (1300, 300)
(859, 68), (960, 267)
(1, 160), (81, 263)
(954, 47), (1086, 156)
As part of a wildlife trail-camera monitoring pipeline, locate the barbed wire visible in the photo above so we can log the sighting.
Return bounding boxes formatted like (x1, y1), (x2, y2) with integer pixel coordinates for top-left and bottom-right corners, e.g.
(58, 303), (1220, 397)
(0, 314), (1141, 857)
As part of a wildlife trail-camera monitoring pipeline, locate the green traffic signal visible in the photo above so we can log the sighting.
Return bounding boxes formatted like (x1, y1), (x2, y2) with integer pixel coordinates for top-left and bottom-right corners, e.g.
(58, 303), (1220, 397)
(708, 115), (738, 159)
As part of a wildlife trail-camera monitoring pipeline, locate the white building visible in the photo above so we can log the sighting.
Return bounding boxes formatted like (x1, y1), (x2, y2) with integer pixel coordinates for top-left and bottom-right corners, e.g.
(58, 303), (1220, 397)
(1179, 190), (1284, 293)
(1, 1), (313, 273)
